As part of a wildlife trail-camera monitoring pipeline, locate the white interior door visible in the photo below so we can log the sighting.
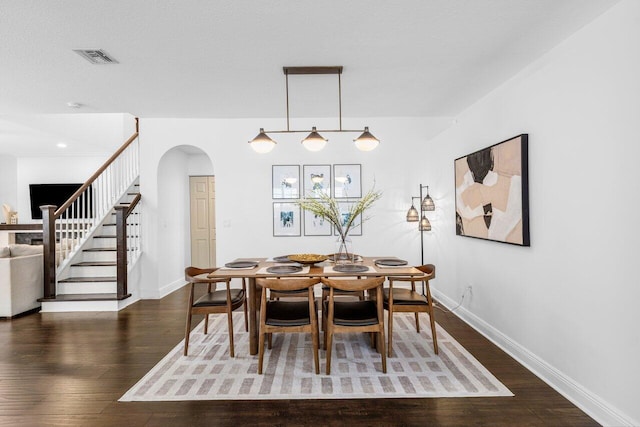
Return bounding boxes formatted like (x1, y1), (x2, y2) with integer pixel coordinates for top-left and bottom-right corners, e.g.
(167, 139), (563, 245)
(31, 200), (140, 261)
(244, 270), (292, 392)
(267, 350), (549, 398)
(189, 176), (216, 267)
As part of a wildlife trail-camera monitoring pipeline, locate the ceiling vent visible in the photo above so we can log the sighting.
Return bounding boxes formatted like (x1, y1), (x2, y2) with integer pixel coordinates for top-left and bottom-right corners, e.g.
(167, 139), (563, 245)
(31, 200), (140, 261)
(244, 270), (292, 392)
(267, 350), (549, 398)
(73, 49), (118, 64)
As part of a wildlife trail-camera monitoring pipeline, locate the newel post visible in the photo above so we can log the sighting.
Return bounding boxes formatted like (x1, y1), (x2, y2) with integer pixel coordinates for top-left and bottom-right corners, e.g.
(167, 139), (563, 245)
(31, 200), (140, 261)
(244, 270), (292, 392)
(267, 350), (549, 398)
(115, 205), (128, 298)
(41, 205), (57, 299)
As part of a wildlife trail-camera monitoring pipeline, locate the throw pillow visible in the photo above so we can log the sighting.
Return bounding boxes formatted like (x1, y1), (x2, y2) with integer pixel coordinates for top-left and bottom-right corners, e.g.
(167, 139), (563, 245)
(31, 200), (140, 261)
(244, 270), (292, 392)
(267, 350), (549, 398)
(0, 246), (9, 258)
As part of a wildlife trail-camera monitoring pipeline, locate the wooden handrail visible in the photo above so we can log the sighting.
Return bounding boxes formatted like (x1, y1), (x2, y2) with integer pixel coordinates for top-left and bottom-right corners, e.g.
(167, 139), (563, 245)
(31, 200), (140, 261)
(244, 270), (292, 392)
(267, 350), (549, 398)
(125, 193), (142, 217)
(54, 118), (139, 217)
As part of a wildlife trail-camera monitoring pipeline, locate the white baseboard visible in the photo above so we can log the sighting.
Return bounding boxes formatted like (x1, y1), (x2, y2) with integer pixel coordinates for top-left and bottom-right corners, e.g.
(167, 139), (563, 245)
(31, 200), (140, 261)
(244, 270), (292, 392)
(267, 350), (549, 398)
(159, 278), (187, 299)
(432, 289), (636, 427)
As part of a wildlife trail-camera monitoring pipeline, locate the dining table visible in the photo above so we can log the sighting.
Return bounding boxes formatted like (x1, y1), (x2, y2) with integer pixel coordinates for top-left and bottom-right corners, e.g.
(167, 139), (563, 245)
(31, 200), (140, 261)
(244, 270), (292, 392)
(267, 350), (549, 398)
(208, 256), (424, 355)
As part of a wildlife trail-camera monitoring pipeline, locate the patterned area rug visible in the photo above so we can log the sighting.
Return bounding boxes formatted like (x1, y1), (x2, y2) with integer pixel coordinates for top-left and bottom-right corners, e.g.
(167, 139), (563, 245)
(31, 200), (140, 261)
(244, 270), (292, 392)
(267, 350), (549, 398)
(119, 312), (512, 401)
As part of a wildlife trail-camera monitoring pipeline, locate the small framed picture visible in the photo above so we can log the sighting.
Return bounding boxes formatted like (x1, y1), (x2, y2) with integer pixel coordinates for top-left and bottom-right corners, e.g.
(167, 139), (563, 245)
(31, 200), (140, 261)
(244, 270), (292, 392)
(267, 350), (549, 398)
(273, 202), (301, 237)
(334, 201), (363, 236)
(272, 165), (300, 199)
(333, 164), (362, 198)
(304, 204), (333, 236)
(303, 164), (331, 198)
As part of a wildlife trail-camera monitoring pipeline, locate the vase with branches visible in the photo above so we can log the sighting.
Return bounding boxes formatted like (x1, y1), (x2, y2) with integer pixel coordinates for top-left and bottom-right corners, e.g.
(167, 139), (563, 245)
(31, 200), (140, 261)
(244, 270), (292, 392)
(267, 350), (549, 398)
(297, 188), (382, 263)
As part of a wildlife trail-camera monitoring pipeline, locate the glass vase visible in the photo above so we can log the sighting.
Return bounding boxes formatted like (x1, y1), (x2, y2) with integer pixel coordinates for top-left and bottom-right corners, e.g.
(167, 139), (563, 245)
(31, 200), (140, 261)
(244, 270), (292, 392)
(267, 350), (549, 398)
(334, 235), (354, 265)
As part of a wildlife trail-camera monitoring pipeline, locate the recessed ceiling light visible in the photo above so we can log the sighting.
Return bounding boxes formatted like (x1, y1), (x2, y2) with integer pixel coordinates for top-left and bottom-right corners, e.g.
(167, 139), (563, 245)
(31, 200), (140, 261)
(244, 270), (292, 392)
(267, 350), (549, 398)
(57, 143), (67, 148)
(66, 102), (81, 108)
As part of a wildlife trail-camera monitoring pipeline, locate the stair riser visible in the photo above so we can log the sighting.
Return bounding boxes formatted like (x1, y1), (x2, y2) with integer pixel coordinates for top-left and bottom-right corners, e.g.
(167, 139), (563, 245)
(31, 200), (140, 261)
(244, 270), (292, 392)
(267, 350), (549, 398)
(57, 282), (117, 294)
(99, 226), (117, 237)
(41, 300), (123, 312)
(82, 251), (117, 262)
(90, 237), (117, 248)
(69, 265), (116, 277)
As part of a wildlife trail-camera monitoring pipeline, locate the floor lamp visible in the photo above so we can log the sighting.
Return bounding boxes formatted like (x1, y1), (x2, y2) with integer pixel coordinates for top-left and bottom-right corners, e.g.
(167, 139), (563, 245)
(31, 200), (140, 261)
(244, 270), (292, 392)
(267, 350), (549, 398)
(405, 185), (435, 265)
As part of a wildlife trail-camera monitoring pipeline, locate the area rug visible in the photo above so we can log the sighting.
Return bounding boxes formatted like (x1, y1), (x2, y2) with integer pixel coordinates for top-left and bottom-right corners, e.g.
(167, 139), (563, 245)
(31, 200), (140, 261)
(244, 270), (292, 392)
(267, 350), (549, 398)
(119, 312), (512, 401)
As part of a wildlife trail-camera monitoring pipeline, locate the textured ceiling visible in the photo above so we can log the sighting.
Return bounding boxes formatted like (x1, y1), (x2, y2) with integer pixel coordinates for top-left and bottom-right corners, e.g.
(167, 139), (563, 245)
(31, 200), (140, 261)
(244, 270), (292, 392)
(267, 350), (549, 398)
(0, 0), (619, 155)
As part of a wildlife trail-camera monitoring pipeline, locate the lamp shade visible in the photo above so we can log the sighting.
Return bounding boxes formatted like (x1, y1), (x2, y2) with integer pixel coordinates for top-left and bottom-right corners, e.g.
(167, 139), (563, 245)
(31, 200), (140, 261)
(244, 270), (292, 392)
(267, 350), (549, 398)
(419, 216), (432, 231)
(354, 126), (379, 151)
(421, 194), (435, 211)
(248, 128), (276, 153)
(301, 127), (327, 152)
(406, 204), (419, 222)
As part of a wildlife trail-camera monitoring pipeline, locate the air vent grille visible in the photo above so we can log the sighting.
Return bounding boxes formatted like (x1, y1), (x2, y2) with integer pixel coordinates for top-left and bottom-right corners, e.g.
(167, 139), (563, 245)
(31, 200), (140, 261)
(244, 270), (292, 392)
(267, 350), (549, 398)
(73, 49), (119, 64)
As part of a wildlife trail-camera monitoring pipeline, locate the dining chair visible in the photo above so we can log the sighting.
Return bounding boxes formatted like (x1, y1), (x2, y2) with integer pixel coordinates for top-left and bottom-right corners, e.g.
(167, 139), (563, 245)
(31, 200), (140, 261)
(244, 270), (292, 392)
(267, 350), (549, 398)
(256, 277), (321, 375)
(384, 264), (438, 357)
(321, 276), (387, 374)
(184, 267), (248, 357)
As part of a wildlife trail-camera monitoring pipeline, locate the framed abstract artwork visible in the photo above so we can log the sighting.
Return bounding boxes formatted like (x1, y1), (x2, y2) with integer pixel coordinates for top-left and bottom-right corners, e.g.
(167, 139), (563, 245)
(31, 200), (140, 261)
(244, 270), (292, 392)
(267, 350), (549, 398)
(273, 202), (301, 237)
(454, 134), (530, 246)
(272, 165), (300, 199)
(334, 201), (363, 236)
(303, 205), (333, 236)
(333, 164), (362, 198)
(302, 164), (331, 198)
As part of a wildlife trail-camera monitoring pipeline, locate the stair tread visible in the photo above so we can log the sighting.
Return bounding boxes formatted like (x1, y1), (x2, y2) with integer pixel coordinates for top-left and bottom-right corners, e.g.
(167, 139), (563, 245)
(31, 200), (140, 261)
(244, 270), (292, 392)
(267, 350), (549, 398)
(83, 248), (116, 252)
(72, 261), (116, 266)
(59, 276), (116, 283)
(39, 293), (131, 302)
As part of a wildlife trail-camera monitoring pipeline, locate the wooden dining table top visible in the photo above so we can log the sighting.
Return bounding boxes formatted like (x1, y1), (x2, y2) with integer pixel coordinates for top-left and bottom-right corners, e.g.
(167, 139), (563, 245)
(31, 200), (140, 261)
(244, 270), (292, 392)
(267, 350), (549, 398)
(207, 256), (423, 279)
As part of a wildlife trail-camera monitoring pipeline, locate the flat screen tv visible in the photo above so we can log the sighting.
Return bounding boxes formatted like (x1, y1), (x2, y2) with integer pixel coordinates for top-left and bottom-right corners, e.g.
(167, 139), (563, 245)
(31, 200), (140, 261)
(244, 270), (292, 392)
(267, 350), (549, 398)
(29, 183), (91, 220)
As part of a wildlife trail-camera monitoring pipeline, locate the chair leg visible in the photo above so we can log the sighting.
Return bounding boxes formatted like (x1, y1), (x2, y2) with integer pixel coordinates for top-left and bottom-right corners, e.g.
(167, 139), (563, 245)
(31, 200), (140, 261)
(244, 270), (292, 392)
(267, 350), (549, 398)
(204, 314), (209, 335)
(322, 311), (328, 350)
(242, 278), (249, 332)
(414, 312), (421, 333)
(268, 333), (272, 349)
(258, 328), (265, 374)
(227, 309), (235, 358)
(325, 327), (333, 375)
(312, 321), (320, 375)
(387, 309), (394, 357)
(379, 328), (387, 374)
(243, 299), (249, 333)
(429, 312), (438, 355)
(184, 311), (192, 356)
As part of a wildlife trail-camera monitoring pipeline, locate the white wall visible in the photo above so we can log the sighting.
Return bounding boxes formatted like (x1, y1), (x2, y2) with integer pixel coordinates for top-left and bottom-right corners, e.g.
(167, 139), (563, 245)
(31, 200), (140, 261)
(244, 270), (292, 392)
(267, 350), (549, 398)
(424, 1), (639, 426)
(0, 155), (17, 218)
(137, 117), (450, 298)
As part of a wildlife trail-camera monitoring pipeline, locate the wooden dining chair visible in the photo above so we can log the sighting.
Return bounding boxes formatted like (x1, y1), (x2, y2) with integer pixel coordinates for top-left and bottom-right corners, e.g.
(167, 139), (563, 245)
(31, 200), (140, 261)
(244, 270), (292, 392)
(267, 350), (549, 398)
(384, 264), (438, 357)
(256, 277), (321, 375)
(184, 267), (248, 357)
(321, 276), (387, 374)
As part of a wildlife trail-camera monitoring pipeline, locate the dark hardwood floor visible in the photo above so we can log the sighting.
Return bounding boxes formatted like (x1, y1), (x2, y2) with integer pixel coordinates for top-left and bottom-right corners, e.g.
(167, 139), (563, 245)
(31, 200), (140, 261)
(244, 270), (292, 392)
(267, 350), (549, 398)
(0, 285), (599, 427)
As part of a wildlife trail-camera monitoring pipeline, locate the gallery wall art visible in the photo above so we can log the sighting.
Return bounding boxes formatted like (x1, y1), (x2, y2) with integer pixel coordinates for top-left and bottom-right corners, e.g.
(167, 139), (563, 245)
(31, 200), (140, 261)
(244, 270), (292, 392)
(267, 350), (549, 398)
(454, 134), (530, 246)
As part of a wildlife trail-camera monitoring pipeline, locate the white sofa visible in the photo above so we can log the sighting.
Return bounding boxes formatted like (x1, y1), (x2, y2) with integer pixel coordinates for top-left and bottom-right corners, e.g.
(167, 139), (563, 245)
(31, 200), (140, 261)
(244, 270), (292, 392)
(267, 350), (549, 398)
(0, 244), (43, 318)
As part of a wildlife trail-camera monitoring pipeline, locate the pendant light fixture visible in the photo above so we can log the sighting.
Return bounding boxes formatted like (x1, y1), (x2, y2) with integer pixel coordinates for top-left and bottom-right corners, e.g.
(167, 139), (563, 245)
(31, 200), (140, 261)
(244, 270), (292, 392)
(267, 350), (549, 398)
(301, 127), (328, 152)
(248, 66), (380, 153)
(248, 128), (277, 153)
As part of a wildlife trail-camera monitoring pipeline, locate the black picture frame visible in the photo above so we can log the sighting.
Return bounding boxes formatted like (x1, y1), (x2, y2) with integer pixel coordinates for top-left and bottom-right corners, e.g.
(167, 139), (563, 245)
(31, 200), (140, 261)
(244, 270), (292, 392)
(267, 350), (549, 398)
(273, 202), (301, 237)
(302, 164), (331, 198)
(454, 134), (529, 246)
(272, 165), (300, 199)
(333, 164), (362, 198)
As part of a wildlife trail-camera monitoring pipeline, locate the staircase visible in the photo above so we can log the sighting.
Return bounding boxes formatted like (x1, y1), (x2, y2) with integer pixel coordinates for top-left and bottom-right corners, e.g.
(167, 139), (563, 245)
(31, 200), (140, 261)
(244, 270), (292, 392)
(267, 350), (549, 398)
(39, 118), (141, 312)
(40, 185), (140, 312)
